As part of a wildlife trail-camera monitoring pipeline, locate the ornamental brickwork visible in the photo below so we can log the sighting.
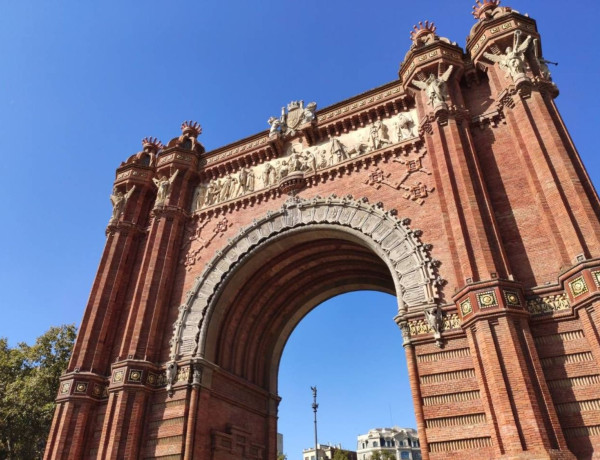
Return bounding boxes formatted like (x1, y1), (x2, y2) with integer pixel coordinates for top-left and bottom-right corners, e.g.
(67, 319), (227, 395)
(45, 2), (600, 459)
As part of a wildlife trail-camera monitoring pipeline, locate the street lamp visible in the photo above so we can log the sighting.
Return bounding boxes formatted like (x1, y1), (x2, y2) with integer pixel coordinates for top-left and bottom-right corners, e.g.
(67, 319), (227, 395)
(311, 386), (319, 460)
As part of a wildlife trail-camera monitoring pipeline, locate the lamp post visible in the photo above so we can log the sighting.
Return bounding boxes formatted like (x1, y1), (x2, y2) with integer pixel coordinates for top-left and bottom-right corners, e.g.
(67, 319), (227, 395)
(311, 386), (319, 460)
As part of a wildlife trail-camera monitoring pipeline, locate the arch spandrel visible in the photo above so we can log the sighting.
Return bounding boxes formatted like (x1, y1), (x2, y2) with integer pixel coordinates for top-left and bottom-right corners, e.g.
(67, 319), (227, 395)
(169, 194), (441, 362)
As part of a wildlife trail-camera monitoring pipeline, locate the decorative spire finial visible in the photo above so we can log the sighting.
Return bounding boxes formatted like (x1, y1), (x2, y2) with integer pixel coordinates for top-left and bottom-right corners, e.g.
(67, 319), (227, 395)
(472, 0), (502, 19)
(181, 120), (202, 138)
(410, 20), (437, 42)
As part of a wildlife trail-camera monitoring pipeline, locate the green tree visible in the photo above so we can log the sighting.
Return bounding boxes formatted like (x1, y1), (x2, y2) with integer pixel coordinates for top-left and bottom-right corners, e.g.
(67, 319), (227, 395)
(332, 449), (350, 460)
(277, 454), (287, 460)
(0, 325), (76, 459)
(371, 450), (397, 460)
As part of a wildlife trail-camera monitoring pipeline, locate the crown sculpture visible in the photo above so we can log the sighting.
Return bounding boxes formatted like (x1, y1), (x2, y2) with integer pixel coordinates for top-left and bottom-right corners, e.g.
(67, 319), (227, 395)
(472, 0), (514, 21)
(410, 20), (437, 42)
(141, 136), (164, 154)
(180, 120), (202, 138)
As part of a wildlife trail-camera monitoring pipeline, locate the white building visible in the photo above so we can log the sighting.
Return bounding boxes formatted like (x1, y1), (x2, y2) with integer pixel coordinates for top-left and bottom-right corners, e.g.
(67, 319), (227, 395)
(303, 443), (358, 460)
(356, 427), (421, 460)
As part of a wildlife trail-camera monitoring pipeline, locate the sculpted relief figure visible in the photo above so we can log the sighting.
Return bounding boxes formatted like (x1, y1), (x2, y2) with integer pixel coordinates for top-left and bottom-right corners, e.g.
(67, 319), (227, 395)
(277, 160), (289, 180)
(484, 31), (532, 81)
(268, 116), (282, 136)
(395, 113), (416, 141)
(206, 179), (221, 206)
(262, 162), (276, 187)
(219, 175), (233, 202)
(366, 120), (391, 151)
(412, 65), (454, 108)
(193, 184), (207, 211)
(329, 137), (350, 164)
(288, 146), (305, 172)
(110, 186), (135, 222)
(303, 148), (317, 173)
(195, 109), (418, 211)
(302, 101), (317, 124)
(153, 169), (179, 206)
(424, 306), (443, 347)
(533, 38), (556, 81)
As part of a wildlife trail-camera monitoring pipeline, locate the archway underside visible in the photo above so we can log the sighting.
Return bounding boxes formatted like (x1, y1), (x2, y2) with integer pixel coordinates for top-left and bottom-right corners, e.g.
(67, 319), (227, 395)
(205, 229), (396, 390)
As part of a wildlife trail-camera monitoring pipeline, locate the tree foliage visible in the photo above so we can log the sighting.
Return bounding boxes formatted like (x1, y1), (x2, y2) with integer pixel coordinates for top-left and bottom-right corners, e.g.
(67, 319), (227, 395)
(371, 450), (397, 460)
(332, 449), (350, 460)
(0, 325), (76, 459)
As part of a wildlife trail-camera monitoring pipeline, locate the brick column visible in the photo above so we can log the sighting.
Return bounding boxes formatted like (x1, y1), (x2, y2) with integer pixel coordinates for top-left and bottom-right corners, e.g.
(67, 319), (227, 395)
(456, 282), (573, 459)
(97, 125), (203, 459)
(44, 140), (159, 460)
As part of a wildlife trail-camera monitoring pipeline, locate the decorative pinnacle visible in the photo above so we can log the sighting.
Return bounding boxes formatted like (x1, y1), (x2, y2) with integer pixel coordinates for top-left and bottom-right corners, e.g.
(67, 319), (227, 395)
(181, 120), (202, 138)
(472, 0), (501, 19)
(141, 136), (164, 153)
(410, 20), (436, 42)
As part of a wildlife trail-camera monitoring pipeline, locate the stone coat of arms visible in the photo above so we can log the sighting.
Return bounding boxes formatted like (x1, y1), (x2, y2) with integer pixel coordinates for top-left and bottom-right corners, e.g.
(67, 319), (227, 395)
(268, 100), (317, 137)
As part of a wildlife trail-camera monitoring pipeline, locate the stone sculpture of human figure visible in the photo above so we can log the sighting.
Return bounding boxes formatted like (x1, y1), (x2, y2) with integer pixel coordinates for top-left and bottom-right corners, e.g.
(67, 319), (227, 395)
(395, 113), (416, 141)
(533, 38), (555, 81)
(366, 120), (391, 151)
(110, 185), (135, 222)
(193, 184), (207, 211)
(484, 31), (532, 81)
(238, 168), (249, 196)
(153, 169), (179, 205)
(329, 137), (349, 164)
(246, 168), (255, 192)
(302, 101), (317, 124)
(289, 146), (304, 172)
(424, 306), (442, 334)
(219, 175), (233, 202)
(268, 116), (282, 136)
(412, 65), (454, 108)
(206, 179), (221, 205)
(318, 149), (329, 168)
(303, 148), (317, 173)
(278, 160), (289, 180)
(262, 163), (275, 187)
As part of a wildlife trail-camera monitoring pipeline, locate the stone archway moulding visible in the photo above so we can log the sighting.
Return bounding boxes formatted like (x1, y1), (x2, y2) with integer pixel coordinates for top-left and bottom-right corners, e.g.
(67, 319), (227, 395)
(169, 194), (441, 362)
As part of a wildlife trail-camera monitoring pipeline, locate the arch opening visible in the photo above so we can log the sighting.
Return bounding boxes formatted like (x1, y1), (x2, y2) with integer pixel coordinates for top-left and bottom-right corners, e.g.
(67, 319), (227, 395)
(170, 195), (439, 380)
(277, 290), (417, 459)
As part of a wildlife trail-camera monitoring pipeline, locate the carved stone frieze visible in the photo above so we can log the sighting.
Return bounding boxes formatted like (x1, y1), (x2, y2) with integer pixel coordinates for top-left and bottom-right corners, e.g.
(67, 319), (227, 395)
(526, 293), (571, 316)
(193, 111), (419, 212)
(171, 194), (441, 360)
(407, 312), (461, 337)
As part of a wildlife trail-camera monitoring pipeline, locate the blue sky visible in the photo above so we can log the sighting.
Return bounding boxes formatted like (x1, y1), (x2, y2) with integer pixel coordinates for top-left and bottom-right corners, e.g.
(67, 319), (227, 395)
(0, 1), (598, 459)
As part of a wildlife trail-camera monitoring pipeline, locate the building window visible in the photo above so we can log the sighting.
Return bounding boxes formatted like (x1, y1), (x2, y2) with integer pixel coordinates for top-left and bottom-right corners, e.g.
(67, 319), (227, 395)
(373, 442), (378, 447)
(401, 452), (410, 459)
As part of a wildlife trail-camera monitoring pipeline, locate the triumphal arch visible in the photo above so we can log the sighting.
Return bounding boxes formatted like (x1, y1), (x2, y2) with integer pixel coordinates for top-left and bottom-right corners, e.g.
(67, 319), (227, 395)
(45, 2), (600, 459)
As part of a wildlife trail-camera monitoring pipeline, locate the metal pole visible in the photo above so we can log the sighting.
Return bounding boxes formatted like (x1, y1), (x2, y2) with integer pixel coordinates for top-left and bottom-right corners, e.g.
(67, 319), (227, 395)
(311, 386), (319, 460)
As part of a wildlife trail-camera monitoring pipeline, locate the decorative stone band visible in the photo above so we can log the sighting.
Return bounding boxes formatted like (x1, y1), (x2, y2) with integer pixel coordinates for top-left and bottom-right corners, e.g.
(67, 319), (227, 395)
(170, 194), (442, 361)
(57, 363), (197, 400)
(406, 313), (461, 337)
(56, 372), (109, 401)
(156, 151), (196, 167)
(109, 363), (193, 392)
(526, 293), (571, 316)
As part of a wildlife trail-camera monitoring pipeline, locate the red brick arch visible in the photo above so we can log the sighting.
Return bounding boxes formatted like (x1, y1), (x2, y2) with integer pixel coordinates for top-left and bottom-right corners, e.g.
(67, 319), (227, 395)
(45, 6), (600, 459)
(170, 195), (438, 389)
